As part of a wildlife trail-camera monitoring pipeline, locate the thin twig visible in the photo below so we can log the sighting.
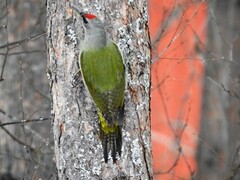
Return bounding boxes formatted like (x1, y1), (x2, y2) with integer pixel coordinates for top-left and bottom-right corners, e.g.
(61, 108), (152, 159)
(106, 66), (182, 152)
(0, 32), (46, 49)
(152, 0), (206, 63)
(0, 2), (9, 81)
(0, 49), (46, 56)
(0, 117), (50, 127)
(1, 126), (34, 150)
(207, 77), (240, 99)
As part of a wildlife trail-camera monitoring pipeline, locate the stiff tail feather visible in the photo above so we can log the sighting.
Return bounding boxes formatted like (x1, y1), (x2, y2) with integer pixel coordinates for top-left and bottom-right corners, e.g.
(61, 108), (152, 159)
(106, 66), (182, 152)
(100, 126), (122, 163)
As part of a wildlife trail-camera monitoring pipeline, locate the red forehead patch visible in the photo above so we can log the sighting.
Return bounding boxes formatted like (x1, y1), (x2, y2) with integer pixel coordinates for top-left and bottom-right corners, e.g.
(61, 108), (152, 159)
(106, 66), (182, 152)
(83, 14), (97, 19)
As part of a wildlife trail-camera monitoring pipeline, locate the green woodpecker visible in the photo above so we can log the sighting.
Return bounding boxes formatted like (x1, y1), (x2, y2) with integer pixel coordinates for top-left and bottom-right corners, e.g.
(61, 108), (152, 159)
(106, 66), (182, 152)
(75, 11), (125, 163)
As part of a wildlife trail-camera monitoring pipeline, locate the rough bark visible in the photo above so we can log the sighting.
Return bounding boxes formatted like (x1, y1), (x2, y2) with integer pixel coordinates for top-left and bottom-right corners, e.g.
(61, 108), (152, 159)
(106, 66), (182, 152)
(47, 0), (153, 179)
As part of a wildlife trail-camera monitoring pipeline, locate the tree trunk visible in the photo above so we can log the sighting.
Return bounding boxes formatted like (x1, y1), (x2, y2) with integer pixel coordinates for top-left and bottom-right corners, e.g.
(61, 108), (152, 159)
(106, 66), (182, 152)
(46, 0), (153, 179)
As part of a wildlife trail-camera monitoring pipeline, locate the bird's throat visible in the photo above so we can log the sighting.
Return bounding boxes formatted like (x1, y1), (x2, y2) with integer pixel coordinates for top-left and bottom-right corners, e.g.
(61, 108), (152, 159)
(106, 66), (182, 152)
(83, 31), (107, 50)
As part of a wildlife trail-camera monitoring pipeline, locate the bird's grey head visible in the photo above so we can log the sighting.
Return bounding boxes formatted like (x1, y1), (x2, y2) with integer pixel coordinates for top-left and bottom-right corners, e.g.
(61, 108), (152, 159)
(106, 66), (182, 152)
(80, 13), (108, 49)
(71, 5), (108, 49)
(80, 13), (105, 36)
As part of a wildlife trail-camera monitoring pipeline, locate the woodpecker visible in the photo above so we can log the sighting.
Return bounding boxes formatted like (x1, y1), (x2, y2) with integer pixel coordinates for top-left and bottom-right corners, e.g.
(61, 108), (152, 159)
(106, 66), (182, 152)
(73, 8), (125, 163)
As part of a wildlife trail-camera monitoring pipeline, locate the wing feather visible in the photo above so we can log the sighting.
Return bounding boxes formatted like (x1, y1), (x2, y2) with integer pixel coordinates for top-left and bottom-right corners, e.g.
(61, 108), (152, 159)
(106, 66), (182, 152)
(80, 42), (125, 125)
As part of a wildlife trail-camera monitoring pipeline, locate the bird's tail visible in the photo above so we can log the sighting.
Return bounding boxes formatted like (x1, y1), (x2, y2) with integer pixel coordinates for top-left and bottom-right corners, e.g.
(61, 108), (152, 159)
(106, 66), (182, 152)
(100, 124), (122, 163)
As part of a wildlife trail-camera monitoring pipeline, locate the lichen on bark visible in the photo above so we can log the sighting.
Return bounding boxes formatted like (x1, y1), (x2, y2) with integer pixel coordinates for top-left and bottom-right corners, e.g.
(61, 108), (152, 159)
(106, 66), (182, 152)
(47, 0), (153, 179)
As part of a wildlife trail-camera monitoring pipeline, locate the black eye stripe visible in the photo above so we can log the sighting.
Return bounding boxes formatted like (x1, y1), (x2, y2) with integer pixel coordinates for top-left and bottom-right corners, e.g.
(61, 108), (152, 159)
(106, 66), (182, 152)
(83, 16), (88, 24)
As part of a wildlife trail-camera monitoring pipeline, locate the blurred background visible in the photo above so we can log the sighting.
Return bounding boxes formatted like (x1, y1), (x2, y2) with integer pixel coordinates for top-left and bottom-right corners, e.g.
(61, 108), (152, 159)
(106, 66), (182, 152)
(0, 0), (55, 179)
(0, 0), (240, 179)
(150, 0), (240, 179)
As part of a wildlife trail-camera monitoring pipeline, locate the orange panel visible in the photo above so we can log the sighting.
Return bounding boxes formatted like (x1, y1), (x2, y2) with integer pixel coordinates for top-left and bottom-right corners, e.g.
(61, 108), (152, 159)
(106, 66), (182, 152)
(149, 0), (207, 179)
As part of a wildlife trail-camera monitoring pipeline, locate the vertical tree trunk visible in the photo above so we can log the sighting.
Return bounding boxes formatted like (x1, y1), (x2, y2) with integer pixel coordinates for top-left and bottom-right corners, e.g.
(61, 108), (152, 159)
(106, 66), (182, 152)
(46, 0), (153, 179)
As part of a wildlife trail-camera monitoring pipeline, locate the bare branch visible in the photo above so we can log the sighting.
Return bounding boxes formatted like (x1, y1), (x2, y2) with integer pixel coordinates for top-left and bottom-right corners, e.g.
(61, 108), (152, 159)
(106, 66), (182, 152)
(0, 1), (9, 82)
(152, 0), (206, 63)
(208, 76), (240, 99)
(227, 144), (240, 180)
(0, 49), (46, 56)
(1, 126), (34, 150)
(0, 32), (46, 50)
(0, 108), (50, 127)
(0, 117), (50, 127)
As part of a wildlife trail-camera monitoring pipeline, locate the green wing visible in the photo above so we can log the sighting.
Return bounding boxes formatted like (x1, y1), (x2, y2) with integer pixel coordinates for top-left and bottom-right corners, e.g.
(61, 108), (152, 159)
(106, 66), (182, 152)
(80, 42), (125, 126)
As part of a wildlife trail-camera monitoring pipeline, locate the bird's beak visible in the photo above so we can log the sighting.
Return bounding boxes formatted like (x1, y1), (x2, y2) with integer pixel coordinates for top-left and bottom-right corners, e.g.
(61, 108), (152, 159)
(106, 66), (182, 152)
(71, 4), (83, 16)
(71, 4), (87, 24)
